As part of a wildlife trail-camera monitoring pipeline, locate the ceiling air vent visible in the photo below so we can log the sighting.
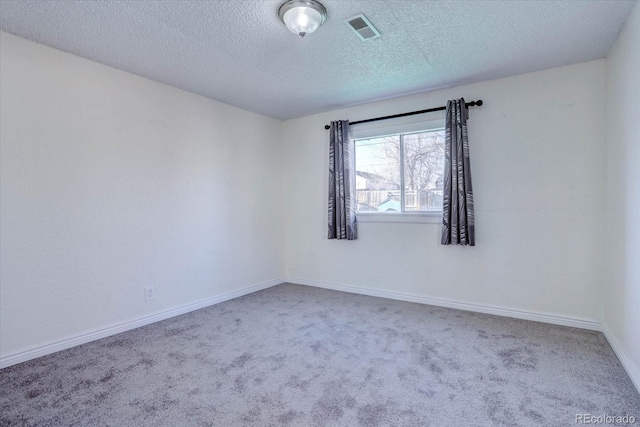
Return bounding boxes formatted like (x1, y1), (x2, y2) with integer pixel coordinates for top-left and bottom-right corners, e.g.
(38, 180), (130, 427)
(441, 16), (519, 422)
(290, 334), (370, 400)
(344, 14), (380, 41)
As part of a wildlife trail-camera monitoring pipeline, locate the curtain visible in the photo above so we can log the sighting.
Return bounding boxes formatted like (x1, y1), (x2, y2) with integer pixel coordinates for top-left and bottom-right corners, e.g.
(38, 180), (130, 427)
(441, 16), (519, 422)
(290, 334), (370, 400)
(441, 98), (475, 246)
(328, 120), (357, 240)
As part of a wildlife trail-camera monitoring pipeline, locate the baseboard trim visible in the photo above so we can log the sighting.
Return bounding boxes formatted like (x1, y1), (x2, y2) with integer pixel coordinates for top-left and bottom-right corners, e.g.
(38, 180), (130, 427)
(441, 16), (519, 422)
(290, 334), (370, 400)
(1, 277), (612, 373)
(601, 323), (640, 394)
(285, 277), (602, 331)
(0, 278), (284, 369)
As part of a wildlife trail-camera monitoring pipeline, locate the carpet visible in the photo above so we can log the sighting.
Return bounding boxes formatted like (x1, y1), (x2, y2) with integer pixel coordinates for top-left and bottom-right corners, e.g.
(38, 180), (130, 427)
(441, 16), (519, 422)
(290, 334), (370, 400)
(1, 283), (638, 426)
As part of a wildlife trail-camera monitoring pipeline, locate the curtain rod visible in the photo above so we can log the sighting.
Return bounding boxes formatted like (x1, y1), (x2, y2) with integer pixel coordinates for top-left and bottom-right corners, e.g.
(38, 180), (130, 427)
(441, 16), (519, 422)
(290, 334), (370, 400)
(323, 100), (483, 130)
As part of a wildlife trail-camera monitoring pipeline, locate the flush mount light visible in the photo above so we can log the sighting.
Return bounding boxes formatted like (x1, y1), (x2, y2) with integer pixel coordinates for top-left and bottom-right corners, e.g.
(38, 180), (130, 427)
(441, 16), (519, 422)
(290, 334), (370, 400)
(278, 0), (327, 38)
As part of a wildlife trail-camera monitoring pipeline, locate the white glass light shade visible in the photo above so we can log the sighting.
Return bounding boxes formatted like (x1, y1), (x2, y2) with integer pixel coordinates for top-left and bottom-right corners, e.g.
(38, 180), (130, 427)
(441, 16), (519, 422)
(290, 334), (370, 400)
(279, 0), (327, 38)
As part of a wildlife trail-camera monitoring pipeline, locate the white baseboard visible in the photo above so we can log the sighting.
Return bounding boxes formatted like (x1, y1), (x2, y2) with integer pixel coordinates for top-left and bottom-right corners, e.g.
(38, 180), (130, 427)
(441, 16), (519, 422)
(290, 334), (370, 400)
(285, 277), (602, 331)
(0, 278), (284, 369)
(289, 277), (640, 394)
(4, 276), (637, 395)
(291, 277), (640, 393)
(601, 323), (640, 394)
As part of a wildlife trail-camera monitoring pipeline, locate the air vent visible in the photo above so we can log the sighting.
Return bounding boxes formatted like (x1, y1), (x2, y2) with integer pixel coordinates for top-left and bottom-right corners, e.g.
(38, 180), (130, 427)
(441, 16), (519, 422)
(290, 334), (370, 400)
(344, 14), (380, 41)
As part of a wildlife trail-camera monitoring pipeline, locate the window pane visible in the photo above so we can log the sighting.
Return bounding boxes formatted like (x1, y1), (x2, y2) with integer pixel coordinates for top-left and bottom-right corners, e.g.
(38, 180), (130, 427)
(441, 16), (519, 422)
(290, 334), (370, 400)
(355, 136), (401, 212)
(403, 131), (445, 212)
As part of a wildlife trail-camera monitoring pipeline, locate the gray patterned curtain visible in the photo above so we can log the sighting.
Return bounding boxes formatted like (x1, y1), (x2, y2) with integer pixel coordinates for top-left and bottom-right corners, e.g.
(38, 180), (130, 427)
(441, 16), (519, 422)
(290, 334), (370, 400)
(441, 98), (475, 246)
(328, 120), (357, 240)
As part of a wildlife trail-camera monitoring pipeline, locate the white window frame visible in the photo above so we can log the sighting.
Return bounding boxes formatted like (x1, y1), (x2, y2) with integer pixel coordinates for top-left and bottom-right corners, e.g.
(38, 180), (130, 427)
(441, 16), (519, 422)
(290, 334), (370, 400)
(352, 114), (445, 224)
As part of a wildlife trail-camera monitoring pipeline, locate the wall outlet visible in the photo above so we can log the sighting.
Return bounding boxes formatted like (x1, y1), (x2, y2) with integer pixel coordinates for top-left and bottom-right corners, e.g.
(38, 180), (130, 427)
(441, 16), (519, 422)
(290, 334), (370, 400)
(144, 285), (155, 301)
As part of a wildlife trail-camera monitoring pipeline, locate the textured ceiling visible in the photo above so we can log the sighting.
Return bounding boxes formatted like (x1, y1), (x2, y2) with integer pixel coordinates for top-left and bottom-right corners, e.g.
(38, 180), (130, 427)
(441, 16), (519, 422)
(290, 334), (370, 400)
(0, 0), (636, 120)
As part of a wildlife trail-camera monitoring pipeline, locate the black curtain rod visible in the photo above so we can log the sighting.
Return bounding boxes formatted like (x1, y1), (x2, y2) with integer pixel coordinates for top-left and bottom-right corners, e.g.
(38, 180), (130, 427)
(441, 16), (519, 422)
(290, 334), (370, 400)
(323, 99), (483, 130)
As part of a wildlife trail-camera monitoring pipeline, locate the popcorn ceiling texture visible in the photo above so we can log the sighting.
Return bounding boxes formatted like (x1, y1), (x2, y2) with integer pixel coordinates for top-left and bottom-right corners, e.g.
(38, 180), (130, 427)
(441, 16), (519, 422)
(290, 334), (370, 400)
(0, 0), (635, 120)
(1, 284), (638, 426)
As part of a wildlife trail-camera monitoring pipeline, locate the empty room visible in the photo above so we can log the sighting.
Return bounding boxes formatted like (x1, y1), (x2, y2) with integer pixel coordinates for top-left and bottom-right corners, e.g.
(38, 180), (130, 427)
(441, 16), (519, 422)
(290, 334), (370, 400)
(1, 0), (639, 425)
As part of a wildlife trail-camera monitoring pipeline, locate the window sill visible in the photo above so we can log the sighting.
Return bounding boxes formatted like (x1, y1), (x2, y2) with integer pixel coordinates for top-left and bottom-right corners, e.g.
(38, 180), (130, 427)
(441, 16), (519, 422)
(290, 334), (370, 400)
(356, 213), (442, 224)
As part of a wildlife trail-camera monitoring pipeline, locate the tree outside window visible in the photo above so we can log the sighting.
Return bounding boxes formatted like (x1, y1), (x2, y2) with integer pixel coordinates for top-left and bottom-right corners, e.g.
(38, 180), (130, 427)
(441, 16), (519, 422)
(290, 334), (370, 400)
(355, 130), (445, 213)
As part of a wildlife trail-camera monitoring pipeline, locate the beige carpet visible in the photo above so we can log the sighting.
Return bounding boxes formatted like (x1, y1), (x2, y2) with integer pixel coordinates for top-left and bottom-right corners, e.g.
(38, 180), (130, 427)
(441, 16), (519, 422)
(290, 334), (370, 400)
(1, 283), (638, 426)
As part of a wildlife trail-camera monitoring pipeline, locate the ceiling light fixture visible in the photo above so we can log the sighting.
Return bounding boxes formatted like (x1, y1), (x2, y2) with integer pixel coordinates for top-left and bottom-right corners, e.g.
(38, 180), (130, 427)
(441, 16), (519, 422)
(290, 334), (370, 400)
(278, 0), (327, 38)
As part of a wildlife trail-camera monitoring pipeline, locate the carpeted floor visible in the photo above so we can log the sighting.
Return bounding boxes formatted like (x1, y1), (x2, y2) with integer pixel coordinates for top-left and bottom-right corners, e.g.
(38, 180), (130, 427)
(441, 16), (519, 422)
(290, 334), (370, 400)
(1, 283), (638, 426)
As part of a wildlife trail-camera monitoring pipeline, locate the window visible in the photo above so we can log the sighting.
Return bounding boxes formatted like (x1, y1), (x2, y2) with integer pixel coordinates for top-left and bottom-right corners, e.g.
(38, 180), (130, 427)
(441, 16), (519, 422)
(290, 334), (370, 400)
(355, 128), (445, 215)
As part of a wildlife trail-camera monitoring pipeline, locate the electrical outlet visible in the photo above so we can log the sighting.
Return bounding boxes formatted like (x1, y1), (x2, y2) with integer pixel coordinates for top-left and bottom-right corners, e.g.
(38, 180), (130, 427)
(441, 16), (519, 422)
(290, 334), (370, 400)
(145, 285), (155, 301)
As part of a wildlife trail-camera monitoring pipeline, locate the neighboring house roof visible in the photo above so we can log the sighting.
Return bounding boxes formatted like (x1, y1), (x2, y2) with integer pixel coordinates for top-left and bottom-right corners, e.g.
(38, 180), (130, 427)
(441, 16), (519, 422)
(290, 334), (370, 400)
(355, 171), (384, 181)
(356, 170), (399, 191)
(377, 198), (401, 212)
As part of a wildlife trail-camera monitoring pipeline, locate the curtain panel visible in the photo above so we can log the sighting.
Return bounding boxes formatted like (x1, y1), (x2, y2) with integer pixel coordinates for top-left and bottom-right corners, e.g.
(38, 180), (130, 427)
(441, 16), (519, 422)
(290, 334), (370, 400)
(328, 120), (357, 240)
(441, 98), (476, 246)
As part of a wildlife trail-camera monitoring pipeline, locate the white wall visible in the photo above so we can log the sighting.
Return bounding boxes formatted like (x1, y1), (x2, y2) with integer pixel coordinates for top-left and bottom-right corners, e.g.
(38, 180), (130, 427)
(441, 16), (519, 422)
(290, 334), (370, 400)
(283, 60), (606, 325)
(0, 32), (284, 362)
(604, 3), (640, 388)
(2, 24), (629, 377)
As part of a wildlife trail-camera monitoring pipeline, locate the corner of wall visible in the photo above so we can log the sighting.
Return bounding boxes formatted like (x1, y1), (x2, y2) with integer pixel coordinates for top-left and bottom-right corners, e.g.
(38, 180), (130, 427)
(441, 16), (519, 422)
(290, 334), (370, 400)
(602, 1), (640, 394)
